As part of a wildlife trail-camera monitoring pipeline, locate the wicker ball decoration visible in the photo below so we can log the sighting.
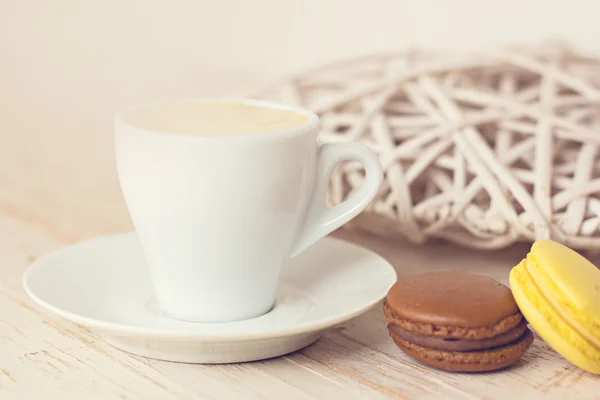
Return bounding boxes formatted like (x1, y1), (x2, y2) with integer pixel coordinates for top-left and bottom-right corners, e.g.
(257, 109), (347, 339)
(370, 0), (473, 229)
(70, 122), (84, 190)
(256, 45), (600, 249)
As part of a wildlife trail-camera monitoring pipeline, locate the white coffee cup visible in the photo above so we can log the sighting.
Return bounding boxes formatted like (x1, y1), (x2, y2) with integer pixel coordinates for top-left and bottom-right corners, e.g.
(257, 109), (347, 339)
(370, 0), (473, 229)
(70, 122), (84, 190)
(115, 98), (383, 323)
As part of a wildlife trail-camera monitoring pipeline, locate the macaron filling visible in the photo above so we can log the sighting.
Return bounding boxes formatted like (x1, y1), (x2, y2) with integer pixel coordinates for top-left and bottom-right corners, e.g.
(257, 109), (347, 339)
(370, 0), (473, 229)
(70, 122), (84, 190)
(388, 320), (528, 352)
(390, 328), (534, 371)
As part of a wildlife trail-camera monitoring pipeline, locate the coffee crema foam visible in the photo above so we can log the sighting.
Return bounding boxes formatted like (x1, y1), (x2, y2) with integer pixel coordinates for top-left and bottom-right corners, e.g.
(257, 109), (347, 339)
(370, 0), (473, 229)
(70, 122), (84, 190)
(124, 102), (308, 135)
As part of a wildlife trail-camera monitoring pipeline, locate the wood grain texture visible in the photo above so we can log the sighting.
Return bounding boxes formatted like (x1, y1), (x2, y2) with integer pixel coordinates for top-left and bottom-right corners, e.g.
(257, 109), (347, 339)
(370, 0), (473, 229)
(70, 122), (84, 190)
(2, 196), (599, 399)
(0, 85), (599, 400)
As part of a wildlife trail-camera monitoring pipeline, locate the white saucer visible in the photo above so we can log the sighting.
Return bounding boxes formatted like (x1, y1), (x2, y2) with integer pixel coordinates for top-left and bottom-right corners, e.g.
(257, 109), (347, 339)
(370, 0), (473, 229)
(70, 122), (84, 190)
(23, 233), (396, 363)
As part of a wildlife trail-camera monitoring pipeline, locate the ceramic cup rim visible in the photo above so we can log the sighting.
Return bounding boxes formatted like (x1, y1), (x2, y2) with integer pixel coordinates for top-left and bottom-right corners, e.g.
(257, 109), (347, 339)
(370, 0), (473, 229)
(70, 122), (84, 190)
(114, 97), (320, 141)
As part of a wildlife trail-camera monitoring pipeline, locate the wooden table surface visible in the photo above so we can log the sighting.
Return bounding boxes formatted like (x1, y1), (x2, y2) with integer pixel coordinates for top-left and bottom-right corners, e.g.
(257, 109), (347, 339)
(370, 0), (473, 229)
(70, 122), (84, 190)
(1, 123), (599, 400)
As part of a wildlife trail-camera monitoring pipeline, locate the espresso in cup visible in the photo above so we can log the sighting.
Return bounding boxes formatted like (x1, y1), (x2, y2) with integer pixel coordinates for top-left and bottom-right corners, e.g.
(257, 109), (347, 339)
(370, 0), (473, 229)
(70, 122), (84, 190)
(124, 102), (309, 136)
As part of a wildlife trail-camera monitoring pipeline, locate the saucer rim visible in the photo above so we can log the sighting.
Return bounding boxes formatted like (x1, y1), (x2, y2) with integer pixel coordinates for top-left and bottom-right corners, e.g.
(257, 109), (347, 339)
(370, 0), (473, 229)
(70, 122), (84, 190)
(23, 233), (397, 342)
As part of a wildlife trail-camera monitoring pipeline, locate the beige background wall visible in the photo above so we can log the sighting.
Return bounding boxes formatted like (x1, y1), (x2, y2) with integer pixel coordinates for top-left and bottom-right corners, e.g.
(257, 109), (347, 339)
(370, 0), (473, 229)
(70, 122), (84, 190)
(0, 0), (598, 222)
(2, 0), (598, 114)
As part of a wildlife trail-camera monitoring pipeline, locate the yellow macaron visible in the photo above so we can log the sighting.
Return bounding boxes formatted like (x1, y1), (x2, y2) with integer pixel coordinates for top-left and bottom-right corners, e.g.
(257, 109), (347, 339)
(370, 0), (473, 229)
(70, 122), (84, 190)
(510, 240), (600, 374)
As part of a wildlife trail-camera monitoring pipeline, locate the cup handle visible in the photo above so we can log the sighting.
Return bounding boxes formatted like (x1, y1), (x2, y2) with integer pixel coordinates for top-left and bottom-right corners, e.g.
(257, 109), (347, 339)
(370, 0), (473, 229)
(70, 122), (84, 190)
(289, 142), (383, 257)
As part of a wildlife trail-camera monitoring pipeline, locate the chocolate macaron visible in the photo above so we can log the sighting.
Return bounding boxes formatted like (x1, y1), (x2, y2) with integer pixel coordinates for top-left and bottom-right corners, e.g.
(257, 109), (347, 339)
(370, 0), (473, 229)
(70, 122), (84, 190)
(384, 271), (533, 372)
